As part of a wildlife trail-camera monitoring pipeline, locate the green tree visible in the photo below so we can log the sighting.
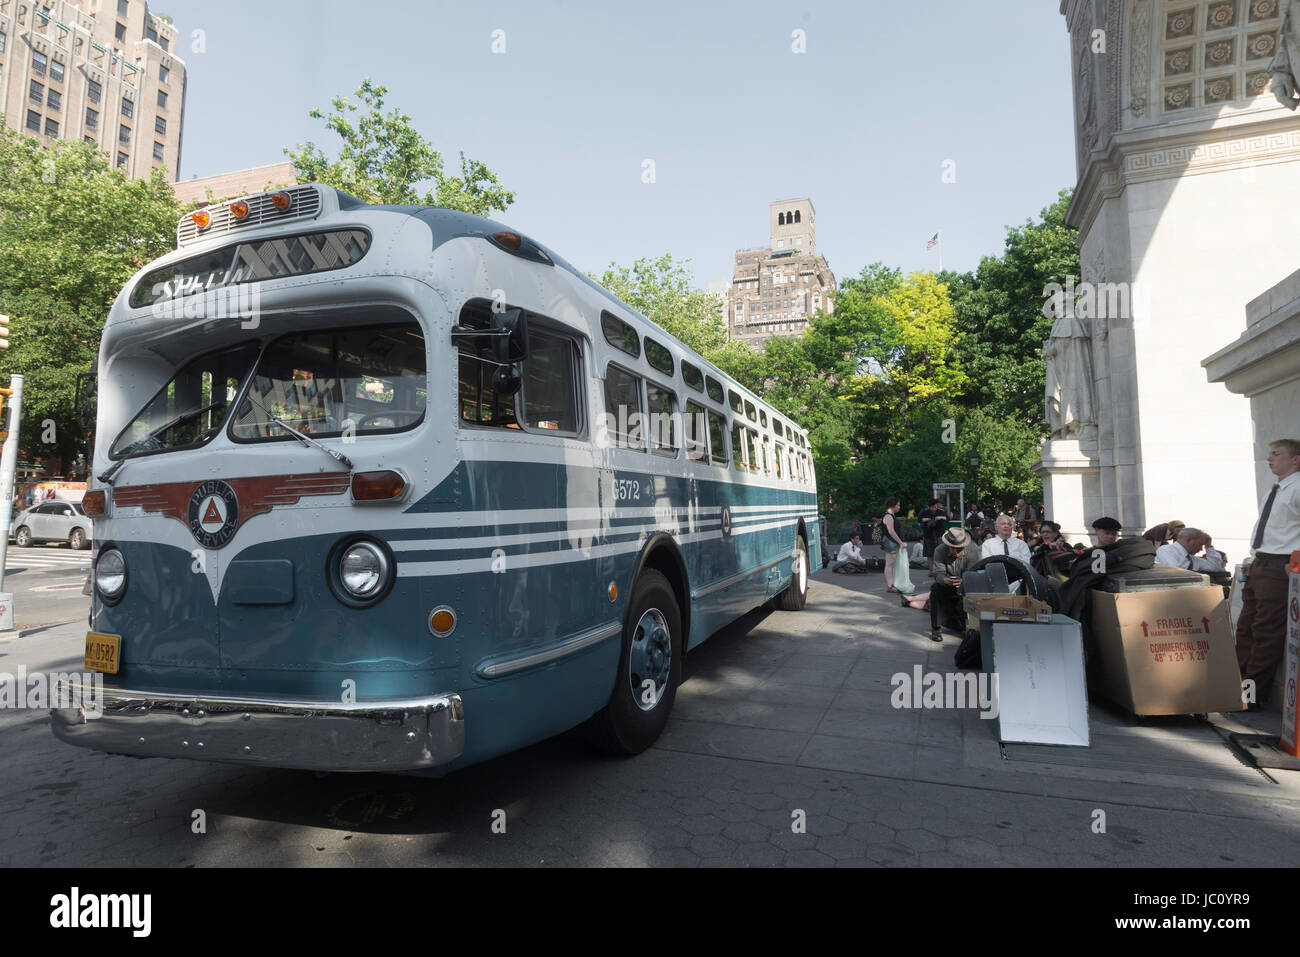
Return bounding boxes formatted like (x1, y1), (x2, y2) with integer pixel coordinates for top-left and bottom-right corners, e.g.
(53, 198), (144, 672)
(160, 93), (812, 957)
(0, 127), (181, 469)
(285, 78), (515, 216)
(950, 189), (1079, 428)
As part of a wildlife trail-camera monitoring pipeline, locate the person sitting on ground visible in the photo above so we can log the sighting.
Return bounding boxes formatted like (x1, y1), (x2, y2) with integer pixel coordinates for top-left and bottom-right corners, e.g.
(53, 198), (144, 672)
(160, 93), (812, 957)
(927, 527), (976, 642)
(980, 514), (1033, 566)
(1155, 527), (1227, 573)
(830, 533), (868, 573)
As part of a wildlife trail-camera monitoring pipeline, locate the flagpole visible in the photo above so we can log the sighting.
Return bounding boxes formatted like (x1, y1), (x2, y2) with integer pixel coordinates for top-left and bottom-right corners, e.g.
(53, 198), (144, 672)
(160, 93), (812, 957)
(938, 230), (943, 272)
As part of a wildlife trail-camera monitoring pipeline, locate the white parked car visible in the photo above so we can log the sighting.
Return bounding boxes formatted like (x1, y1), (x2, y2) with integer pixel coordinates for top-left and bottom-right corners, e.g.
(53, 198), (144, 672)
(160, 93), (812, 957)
(9, 501), (93, 550)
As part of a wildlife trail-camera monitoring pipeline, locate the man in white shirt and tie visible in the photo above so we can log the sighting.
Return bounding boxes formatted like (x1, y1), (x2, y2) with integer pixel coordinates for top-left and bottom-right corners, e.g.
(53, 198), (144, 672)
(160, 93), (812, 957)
(980, 514), (1032, 566)
(831, 533), (867, 572)
(1236, 439), (1300, 709)
(1155, 527), (1227, 572)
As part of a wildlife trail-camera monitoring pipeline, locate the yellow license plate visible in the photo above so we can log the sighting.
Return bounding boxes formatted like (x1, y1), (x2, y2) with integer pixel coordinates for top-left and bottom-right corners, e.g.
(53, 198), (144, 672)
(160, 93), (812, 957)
(85, 632), (121, 674)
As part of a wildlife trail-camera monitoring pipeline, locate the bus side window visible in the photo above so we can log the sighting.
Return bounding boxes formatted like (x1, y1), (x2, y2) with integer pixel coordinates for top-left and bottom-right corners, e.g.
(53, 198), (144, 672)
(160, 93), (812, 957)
(706, 410), (728, 466)
(684, 400), (708, 461)
(730, 422), (746, 473)
(604, 364), (645, 451)
(521, 330), (580, 433)
(457, 300), (521, 428)
(774, 442), (784, 479)
(646, 382), (678, 458)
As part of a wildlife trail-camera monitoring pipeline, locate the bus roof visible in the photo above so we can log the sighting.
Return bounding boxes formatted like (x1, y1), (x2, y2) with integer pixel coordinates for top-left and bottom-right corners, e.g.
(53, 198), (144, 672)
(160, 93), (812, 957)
(148, 183), (805, 441)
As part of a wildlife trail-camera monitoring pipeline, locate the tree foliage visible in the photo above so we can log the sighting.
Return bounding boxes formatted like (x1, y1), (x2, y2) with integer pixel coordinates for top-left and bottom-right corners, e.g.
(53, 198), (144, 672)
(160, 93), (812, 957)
(285, 78), (515, 216)
(0, 127), (181, 470)
(950, 189), (1079, 429)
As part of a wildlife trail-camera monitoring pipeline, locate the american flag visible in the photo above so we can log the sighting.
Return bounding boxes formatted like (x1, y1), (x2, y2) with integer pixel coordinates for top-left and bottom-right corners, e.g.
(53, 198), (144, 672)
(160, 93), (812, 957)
(926, 232), (939, 250)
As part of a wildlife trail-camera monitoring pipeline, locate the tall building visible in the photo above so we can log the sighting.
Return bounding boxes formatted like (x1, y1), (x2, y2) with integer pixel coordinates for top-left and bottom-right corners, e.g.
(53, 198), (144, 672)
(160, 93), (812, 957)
(0, 0), (186, 181)
(727, 197), (836, 350)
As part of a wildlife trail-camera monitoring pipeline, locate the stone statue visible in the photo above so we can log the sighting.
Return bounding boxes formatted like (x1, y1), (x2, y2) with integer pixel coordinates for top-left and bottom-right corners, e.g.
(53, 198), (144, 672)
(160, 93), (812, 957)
(1043, 314), (1097, 440)
(1271, 0), (1300, 110)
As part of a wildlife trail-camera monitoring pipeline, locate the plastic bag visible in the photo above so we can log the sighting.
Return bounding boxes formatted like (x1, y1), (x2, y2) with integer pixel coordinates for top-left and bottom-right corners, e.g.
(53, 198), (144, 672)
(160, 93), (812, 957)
(893, 551), (915, 595)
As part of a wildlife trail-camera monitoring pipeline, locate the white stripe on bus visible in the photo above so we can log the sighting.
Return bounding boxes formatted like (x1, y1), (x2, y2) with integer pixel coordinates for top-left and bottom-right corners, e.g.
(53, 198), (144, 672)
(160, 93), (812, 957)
(395, 516), (808, 577)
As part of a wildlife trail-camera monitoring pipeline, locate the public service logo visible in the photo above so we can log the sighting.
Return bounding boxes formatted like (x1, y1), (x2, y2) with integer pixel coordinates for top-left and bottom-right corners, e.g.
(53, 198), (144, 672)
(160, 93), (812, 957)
(188, 480), (240, 548)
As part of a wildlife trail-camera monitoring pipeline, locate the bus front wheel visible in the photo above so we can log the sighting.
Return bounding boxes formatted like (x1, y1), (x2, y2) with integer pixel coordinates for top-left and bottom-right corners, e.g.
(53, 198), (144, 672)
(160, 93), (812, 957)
(776, 536), (809, 611)
(591, 570), (682, 755)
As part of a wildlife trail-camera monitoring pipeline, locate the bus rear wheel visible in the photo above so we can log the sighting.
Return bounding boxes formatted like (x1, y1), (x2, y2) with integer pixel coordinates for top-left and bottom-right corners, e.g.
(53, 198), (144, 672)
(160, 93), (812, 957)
(776, 536), (809, 611)
(591, 570), (682, 755)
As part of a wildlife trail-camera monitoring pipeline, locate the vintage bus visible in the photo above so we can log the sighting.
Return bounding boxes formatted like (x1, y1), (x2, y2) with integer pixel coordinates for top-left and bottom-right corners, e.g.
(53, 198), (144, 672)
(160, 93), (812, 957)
(53, 184), (821, 774)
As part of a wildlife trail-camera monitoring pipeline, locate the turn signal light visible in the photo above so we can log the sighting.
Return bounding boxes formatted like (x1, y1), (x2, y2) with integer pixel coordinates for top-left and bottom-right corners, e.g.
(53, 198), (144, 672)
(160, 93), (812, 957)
(190, 210), (211, 229)
(82, 490), (107, 516)
(229, 200), (249, 220)
(351, 470), (406, 501)
(429, 608), (456, 637)
(270, 191), (292, 212)
(492, 231), (522, 251)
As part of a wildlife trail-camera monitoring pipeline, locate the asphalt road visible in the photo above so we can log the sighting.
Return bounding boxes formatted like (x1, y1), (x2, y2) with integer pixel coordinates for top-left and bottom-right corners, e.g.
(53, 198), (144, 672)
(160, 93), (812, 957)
(2, 567), (1297, 868)
(1, 543), (90, 633)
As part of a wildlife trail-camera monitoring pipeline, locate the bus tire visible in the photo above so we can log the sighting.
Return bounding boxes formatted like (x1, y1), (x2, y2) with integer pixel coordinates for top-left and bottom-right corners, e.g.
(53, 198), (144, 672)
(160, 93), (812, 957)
(591, 570), (682, 755)
(776, 536), (809, 611)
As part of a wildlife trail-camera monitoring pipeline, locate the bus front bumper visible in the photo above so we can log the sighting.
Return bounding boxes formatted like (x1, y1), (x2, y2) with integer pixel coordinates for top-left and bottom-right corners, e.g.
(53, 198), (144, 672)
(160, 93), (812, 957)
(50, 683), (465, 772)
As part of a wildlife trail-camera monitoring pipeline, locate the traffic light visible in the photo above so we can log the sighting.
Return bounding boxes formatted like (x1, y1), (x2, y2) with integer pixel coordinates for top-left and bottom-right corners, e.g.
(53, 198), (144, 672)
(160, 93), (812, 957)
(0, 315), (8, 349)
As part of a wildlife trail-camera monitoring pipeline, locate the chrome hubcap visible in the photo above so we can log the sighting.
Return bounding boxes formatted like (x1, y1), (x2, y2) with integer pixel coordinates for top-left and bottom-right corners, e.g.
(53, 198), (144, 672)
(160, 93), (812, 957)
(629, 608), (671, 712)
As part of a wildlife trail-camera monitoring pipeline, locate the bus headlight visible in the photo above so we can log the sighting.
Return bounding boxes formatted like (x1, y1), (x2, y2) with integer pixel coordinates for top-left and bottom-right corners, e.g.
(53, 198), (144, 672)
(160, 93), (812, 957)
(328, 537), (394, 607)
(95, 547), (127, 603)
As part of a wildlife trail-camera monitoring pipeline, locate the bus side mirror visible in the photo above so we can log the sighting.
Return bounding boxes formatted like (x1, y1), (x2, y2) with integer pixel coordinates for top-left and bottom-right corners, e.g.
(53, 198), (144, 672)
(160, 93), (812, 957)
(75, 369), (98, 429)
(492, 308), (529, 365)
(490, 309), (527, 396)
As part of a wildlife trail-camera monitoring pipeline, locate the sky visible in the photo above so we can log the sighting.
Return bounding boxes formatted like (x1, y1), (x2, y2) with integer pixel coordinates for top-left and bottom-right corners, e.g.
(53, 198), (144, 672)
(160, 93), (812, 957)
(160, 0), (1078, 286)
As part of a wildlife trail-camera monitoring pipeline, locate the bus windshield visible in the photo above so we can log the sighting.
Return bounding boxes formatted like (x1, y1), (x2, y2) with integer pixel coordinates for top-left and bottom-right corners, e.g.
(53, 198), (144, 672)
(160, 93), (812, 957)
(109, 343), (261, 459)
(230, 322), (426, 441)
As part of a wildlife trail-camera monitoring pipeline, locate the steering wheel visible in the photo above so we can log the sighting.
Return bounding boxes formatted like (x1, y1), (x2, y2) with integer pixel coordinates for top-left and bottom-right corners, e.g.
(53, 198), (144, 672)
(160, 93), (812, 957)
(355, 410), (423, 430)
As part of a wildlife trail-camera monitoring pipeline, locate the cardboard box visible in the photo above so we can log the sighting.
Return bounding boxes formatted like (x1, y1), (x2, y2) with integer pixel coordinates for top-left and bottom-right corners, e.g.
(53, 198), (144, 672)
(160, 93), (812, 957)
(1089, 586), (1243, 716)
(1282, 570), (1299, 756)
(964, 594), (1053, 628)
(979, 615), (1089, 746)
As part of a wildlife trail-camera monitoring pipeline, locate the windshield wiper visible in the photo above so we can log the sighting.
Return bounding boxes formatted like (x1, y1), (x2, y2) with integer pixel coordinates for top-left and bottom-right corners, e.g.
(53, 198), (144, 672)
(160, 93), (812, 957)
(241, 395), (354, 471)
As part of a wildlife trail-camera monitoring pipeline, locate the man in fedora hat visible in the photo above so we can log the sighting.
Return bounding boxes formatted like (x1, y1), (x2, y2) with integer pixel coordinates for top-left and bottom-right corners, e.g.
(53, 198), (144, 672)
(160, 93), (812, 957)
(928, 526), (975, 642)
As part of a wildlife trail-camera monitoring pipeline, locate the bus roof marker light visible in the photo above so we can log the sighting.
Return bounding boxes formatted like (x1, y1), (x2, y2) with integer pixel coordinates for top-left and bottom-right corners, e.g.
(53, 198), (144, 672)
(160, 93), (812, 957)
(270, 191), (292, 212)
(492, 231), (522, 251)
(190, 210), (211, 229)
(229, 200), (249, 220)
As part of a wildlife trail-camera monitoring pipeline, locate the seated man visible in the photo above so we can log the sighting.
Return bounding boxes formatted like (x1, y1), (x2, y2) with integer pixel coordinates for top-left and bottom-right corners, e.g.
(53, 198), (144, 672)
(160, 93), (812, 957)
(1091, 515), (1122, 545)
(979, 514), (1033, 566)
(928, 527), (975, 641)
(1155, 527), (1227, 573)
(830, 533), (868, 573)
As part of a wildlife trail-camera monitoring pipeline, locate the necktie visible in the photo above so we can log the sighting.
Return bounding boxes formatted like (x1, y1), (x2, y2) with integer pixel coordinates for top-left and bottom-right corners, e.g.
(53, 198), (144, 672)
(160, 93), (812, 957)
(1003, 541), (1009, 555)
(1252, 484), (1279, 550)
(1184, 547), (1193, 570)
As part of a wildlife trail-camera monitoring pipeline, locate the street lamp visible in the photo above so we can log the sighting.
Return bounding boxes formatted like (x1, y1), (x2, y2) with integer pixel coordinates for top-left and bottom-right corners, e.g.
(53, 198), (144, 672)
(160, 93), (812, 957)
(968, 448), (981, 512)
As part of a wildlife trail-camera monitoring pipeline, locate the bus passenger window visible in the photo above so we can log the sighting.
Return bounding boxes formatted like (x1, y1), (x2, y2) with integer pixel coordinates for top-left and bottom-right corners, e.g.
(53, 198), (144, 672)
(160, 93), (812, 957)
(601, 311), (640, 358)
(604, 364), (644, 451)
(521, 331), (579, 433)
(681, 362), (705, 394)
(706, 410), (727, 465)
(730, 423), (745, 472)
(646, 382), (678, 458)
(706, 377), (724, 404)
(684, 400), (708, 461)
(774, 443), (784, 478)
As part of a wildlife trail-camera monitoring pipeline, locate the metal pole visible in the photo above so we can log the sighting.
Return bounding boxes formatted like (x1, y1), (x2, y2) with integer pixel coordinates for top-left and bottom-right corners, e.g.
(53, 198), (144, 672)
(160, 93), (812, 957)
(0, 374), (25, 628)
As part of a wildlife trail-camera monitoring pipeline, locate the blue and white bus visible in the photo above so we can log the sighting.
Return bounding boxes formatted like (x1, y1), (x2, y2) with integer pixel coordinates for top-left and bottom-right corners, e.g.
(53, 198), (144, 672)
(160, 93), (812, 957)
(53, 184), (821, 774)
